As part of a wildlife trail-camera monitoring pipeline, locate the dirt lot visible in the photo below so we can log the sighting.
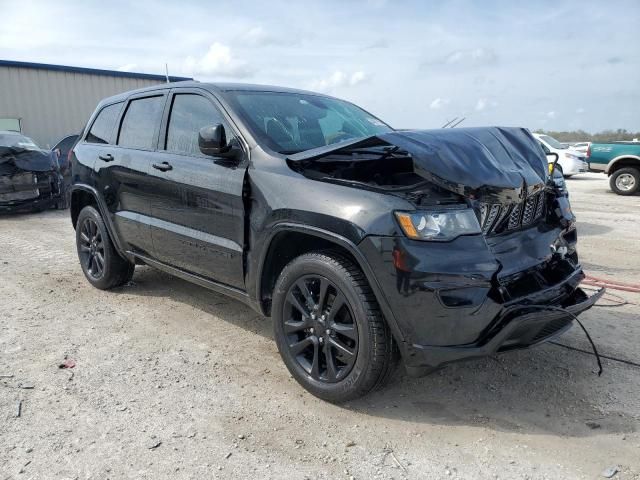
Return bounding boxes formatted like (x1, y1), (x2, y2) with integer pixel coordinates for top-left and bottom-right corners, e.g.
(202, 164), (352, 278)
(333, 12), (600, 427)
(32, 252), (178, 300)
(1, 173), (639, 479)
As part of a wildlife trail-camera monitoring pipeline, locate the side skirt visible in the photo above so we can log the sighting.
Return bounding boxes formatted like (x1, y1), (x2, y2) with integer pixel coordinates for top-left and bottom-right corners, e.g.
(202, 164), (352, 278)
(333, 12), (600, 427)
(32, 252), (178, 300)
(129, 251), (262, 314)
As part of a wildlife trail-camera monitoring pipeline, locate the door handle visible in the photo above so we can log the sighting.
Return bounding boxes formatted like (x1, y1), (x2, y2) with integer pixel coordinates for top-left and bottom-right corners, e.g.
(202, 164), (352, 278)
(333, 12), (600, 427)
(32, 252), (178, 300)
(152, 161), (173, 172)
(98, 153), (114, 162)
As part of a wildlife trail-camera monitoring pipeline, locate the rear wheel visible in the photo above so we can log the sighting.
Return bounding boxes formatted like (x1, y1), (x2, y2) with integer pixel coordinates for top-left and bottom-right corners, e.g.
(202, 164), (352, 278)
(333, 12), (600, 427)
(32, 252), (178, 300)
(76, 205), (134, 289)
(56, 191), (71, 210)
(610, 167), (639, 195)
(272, 251), (396, 403)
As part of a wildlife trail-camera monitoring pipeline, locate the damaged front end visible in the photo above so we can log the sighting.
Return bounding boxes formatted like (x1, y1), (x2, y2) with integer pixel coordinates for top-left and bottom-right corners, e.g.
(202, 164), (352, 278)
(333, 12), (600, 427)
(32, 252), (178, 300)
(0, 145), (64, 213)
(288, 127), (602, 374)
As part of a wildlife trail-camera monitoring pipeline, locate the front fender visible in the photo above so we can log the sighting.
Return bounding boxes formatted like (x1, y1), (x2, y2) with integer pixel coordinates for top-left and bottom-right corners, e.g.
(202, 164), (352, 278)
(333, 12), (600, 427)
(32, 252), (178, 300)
(254, 222), (408, 350)
(606, 155), (640, 174)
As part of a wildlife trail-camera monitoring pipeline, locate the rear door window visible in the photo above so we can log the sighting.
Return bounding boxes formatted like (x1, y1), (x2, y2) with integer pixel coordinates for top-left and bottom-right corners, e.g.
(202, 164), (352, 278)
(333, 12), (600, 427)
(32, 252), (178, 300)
(165, 94), (228, 157)
(86, 103), (122, 144)
(118, 96), (165, 150)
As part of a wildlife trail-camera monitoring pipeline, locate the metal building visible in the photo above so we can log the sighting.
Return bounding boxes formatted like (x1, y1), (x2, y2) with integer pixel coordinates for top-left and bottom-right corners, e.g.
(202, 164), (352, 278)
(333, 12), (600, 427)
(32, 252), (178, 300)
(0, 60), (191, 148)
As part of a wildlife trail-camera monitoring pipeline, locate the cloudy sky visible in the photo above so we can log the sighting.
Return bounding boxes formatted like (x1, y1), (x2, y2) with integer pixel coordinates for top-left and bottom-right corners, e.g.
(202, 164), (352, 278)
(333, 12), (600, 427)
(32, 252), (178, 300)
(1, 0), (639, 132)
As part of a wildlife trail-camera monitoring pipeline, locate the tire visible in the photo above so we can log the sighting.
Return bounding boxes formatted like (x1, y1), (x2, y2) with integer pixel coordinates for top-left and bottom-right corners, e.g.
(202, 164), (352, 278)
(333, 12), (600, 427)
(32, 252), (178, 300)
(272, 251), (396, 403)
(610, 167), (640, 196)
(56, 191), (71, 210)
(76, 205), (134, 289)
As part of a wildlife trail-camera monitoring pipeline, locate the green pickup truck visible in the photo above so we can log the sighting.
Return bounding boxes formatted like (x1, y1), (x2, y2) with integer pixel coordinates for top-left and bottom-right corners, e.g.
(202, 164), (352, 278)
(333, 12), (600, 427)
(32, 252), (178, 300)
(588, 141), (640, 195)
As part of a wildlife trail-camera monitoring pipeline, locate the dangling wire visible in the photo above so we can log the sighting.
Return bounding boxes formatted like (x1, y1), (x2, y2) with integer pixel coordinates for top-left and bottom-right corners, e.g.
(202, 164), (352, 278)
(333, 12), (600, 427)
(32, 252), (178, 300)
(525, 304), (603, 376)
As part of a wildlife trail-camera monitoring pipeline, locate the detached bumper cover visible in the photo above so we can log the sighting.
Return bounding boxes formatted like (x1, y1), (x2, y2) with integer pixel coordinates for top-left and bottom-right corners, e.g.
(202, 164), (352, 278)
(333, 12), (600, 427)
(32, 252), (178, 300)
(404, 286), (603, 376)
(358, 226), (595, 375)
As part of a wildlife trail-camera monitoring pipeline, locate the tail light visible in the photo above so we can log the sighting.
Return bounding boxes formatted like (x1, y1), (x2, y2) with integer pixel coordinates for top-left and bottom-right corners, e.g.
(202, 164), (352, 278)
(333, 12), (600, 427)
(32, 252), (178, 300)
(586, 143), (591, 158)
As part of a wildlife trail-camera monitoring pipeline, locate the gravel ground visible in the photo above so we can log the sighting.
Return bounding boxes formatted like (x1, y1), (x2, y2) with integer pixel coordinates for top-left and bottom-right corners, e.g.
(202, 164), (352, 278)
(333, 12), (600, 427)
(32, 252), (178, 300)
(1, 173), (639, 479)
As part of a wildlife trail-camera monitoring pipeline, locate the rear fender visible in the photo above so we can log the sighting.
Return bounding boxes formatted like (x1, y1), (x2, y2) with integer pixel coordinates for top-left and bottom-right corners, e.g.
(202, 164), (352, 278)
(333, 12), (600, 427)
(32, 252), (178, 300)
(70, 184), (131, 261)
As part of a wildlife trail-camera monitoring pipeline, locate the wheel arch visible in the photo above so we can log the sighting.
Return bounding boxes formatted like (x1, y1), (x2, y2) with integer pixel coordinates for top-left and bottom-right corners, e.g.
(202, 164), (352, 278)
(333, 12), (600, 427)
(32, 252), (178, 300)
(257, 223), (406, 346)
(70, 184), (129, 260)
(605, 155), (640, 175)
(70, 185), (99, 228)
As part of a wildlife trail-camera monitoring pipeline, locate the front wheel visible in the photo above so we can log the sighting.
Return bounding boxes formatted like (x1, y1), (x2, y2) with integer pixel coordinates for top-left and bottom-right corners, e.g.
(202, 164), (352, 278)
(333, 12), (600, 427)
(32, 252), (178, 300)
(610, 167), (640, 196)
(76, 205), (134, 289)
(272, 252), (396, 403)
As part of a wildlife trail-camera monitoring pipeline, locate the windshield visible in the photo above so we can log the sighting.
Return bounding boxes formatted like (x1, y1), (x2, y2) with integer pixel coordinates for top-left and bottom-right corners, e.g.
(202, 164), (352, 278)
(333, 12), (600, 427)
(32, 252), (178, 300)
(225, 91), (393, 154)
(540, 134), (567, 149)
(0, 133), (40, 150)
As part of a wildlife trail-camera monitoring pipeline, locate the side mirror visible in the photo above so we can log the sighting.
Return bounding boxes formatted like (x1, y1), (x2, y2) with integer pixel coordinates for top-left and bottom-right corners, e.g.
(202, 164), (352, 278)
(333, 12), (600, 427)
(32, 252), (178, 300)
(198, 124), (229, 156)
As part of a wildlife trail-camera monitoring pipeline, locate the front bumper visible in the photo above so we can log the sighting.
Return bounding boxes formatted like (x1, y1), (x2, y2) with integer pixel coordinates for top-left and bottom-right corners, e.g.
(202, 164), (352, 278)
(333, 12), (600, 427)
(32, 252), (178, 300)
(404, 284), (603, 376)
(0, 171), (63, 212)
(359, 224), (596, 374)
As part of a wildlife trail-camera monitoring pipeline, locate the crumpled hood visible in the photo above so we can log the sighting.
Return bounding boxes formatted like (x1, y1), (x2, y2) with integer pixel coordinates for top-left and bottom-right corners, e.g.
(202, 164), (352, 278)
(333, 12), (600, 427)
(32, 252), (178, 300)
(288, 127), (548, 203)
(0, 146), (58, 174)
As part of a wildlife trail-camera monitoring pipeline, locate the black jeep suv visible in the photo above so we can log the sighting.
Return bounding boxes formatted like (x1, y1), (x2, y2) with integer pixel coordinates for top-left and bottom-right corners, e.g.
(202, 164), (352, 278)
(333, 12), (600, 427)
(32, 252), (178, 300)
(70, 82), (601, 402)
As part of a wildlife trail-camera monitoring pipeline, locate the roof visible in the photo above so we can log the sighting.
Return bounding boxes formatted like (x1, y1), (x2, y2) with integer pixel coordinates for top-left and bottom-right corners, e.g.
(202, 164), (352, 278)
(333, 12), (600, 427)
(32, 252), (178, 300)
(96, 81), (338, 106)
(0, 59), (192, 82)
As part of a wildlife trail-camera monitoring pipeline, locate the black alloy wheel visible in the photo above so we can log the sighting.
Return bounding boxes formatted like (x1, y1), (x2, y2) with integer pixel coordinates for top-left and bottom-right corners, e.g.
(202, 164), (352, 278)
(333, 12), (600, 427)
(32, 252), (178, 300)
(272, 251), (396, 403)
(75, 205), (134, 290)
(283, 275), (358, 383)
(78, 217), (105, 279)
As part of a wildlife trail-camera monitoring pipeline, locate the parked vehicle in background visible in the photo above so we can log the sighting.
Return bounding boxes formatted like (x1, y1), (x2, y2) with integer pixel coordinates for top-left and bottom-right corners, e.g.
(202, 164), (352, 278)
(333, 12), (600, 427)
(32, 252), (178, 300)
(52, 134), (79, 173)
(587, 141), (640, 195)
(532, 133), (588, 177)
(52, 134), (79, 207)
(569, 142), (590, 155)
(0, 130), (68, 212)
(70, 82), (601, 402)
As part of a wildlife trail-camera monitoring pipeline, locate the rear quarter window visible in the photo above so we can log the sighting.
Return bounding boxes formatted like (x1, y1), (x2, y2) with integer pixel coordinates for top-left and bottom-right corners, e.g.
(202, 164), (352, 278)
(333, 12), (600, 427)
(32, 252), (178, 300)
(86, 103), (122, 144)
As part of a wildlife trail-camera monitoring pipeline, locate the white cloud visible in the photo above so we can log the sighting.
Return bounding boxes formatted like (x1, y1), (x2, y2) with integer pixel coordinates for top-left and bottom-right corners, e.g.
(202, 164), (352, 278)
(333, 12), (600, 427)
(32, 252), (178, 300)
(349, 71), (366, 85)
(238, 26), (289, 47)
(116, 63), (138, 72)
(430, 97), (450, 110)
(547, 111), (556, 119)
(576, 107), (585, 114)
(362, 38), (389, 50)
(475, 98), (487, 111)
(184, 42), (253, 78)
(310, 71), (368, 92)
(443, 48), (497, 66)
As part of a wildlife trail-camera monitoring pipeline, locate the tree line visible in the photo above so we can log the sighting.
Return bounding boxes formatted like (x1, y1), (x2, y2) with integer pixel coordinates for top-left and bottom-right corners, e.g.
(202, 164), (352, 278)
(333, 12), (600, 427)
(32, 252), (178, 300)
(533, 129), (640, 143)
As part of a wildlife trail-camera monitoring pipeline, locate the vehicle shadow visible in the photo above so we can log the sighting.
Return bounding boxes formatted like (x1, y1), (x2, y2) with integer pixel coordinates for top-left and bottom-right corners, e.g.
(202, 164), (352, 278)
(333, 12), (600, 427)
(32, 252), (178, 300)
(576, 221), (613, 236)
(117, 265), (273, 340)
(565, 176), (602, 181)
(344, 309), (640, 438)
(118, 266), (638, 439)
(0, 208), (68, 218)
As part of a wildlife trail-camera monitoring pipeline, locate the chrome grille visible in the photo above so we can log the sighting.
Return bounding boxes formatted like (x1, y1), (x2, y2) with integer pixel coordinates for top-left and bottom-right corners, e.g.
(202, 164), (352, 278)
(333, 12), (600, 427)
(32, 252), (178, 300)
(521, 195), (538, 225)
(534, 193), (545, 219)
(479, 191), (546, 235)
(508, 203), (522, 230)
(480, 204), (501, 234)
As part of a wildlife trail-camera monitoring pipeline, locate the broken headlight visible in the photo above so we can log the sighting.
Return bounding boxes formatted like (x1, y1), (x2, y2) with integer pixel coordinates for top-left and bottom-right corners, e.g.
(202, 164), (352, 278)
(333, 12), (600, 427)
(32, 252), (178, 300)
(395, 209), (481, 241)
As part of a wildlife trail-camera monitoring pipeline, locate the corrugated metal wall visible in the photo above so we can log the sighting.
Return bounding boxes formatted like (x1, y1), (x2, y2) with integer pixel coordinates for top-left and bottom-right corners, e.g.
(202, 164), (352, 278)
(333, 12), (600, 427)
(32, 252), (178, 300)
(0, 66), (165, 148)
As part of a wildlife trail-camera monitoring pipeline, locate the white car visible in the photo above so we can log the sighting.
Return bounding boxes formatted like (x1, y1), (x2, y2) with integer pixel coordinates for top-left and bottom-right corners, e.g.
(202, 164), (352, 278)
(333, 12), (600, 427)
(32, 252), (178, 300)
(532, 133), (589, 177)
